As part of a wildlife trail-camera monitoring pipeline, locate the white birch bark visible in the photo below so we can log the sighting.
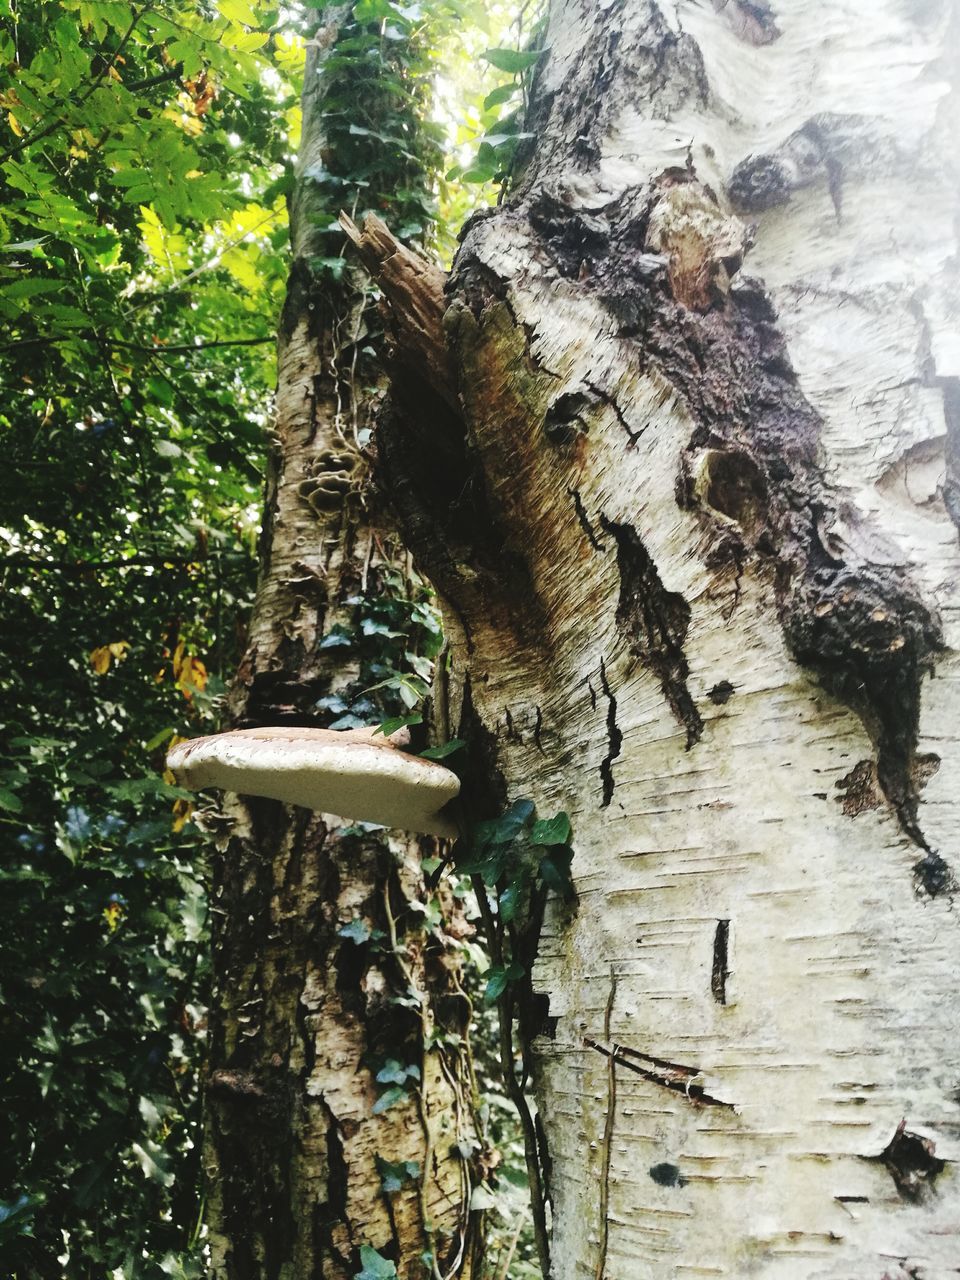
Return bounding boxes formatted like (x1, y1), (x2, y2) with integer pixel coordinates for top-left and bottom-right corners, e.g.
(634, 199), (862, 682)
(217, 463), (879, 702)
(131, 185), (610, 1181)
(374, 1), (960, 1275)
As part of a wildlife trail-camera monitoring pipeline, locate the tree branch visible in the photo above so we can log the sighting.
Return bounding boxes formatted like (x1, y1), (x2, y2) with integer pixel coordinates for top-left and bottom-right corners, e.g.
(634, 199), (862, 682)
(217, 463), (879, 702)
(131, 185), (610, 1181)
(0, 333), (273, 355)
(339, 210), (457, 409)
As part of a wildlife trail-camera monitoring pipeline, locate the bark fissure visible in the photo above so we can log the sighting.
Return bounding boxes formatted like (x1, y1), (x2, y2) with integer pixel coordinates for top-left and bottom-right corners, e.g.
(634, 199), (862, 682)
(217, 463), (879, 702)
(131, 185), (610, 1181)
(600, 516), (703, 748)
(598, 658), (622, 808)
(568, 486), (605, 551)
(710, 919), (730, 1005)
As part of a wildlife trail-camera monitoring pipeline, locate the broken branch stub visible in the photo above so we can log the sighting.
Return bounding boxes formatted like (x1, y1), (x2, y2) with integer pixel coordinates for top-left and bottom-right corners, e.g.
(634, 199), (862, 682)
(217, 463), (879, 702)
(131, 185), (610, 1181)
(167, 725), (460, 837)
(338, 210), (457, 409)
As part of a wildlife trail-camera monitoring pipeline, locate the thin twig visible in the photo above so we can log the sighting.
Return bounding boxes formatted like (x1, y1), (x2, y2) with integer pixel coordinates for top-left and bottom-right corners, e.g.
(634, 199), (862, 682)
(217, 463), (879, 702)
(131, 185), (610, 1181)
(595, 968), (617, 1280)
(472, 875), (551, 1279)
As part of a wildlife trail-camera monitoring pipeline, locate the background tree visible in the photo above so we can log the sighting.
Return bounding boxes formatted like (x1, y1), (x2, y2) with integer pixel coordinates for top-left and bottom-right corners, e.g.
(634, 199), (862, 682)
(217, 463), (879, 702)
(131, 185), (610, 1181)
(364, 0), (960, 1275)
(200, 5), (483, 1277)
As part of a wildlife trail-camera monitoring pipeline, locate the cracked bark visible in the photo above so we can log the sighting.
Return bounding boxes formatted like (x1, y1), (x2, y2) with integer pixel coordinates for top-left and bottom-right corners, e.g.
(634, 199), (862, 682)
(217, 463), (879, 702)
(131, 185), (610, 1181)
(360, 0), (960, 1274)
(202, 16), (476, 1280)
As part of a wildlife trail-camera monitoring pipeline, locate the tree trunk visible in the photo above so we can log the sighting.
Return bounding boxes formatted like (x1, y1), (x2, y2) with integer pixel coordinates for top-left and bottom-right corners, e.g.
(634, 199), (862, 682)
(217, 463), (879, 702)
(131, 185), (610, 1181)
(372, 1), (960, 1275)
(203, 11), (477, 1278)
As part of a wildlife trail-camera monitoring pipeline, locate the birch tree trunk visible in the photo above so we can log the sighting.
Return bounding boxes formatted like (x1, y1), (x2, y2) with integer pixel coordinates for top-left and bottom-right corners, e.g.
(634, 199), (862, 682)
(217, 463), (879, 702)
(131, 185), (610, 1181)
(202, 12), (477, 1277)
(371, 1), (960, 1274)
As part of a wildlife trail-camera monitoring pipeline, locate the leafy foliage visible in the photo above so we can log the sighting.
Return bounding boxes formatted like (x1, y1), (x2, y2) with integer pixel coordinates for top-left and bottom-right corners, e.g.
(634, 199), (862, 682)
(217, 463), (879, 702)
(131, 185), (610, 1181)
(457, 799), (576, 929)
(0, 1), (294, 1274)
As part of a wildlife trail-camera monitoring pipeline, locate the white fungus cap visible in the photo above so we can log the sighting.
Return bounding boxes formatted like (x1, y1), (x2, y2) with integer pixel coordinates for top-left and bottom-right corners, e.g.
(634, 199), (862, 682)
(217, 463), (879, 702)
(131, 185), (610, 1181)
(166, 726), (460, 837)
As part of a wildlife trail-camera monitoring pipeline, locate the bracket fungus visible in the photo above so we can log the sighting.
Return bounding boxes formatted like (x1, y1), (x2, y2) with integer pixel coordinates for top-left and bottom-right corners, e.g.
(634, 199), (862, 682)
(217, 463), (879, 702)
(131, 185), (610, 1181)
(166, 726), (461, 837)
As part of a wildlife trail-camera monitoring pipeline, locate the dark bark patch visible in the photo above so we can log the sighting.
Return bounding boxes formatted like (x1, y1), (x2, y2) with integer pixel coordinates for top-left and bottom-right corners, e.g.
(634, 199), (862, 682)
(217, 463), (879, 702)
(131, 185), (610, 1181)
(939, 378), (960, 537)
(456, 675), (508, 821)
(728, 152), (794, 212)
(575, 174), (944, 866)
(649, 1161), (687, 1188)
(783, 563), (941, 848)
(711, 919), (730, 1004)
(600, 517), (703, 748)
(913, 849), (954, 898)
(708, 679), (735, 705)
(729, 115), (875, 218)
(598, 658), (623, 808)
(712, 0), (780, 45)
(913, 752), (941, 790)
(322, 1098), (350, 1222)
(544, 388), (594, 442)
(834, 759), (883, 818)
(698, 447), (768, 539)
(529, 188), (611, 280)
(874, 1121), (945, 1202)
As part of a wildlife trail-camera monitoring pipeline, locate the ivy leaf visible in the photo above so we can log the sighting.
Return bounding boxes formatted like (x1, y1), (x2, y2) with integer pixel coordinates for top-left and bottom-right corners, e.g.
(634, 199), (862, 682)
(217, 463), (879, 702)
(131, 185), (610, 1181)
(375, 1059), (420, 1085)
(477, 798), (534, 847)
(481, 47), (545, 74)
(483, 84), (517, 111)
(530, 811), (572, 846)
(376, 713), (422, 736)
(538, 847), (576, 901)
(483, 961), (523, 1005)
(361, 617), (405, 638)
(375, 1156), (419, 1193)
(372, 1085), (409, 1115)
(338, 918), (371, 944)
(318, 625), (353, 650)
(419, 738), (465, 760)
(498, 879), (521, 924)
(356, 1245), (399, 1279)
(328, 713), (368, 730)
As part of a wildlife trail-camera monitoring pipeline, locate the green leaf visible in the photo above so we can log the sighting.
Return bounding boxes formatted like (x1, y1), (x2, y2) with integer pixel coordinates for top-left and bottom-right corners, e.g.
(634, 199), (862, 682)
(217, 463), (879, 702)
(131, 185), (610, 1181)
(319, 625), (353, 650)
(481, 47), (545, 74)
(419, 738), (465, 760)
(218, 0), (258, 24)
(356, 1245), (399, 1280)
(376, 1059), (419, 1085)
(0, 787), (23, 813)
(483, 83), (518, 111)
(376, 713), (422, 736)
(482, 961), (523, 1005)
(498, 879), (520, 923)
(372, 1085), (409, 1115)
(144, 727), (176, 752)
(539, 847), (576, 901)
(530, 811), (572, 846)
(338, 918), (371, 944)
(4, 278), (62, 300)
(482, 798), (534, 846)
(376, 1156), (419, 1193)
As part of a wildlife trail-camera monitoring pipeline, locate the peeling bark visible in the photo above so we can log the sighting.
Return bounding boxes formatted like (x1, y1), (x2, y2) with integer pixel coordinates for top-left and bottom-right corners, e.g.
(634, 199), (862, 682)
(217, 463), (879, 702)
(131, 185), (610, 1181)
(363, 0), (960, 1274)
